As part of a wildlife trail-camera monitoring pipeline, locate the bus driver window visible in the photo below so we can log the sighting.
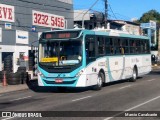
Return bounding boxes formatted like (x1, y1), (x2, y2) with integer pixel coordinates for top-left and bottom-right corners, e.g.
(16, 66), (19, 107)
(85, 36), (95, 58)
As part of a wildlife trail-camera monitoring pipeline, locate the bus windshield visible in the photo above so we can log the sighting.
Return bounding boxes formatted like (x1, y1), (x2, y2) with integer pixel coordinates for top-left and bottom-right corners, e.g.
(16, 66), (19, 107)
(39, 39), (82, 66)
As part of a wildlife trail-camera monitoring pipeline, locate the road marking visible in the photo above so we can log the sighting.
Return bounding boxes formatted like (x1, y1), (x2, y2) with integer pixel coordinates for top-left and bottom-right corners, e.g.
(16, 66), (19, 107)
(119, 85), (131, 90)
(104, 95), (160, 120)
(9, 96), (32, 102)
(2, 117), (14, 120)
(72, 96), (92, 102)
(147, 79), (156, 82)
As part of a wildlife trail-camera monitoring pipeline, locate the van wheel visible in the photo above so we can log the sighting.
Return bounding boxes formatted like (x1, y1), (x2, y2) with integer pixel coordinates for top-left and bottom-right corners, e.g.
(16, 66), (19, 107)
(130, 67), (137, 82)
(93, 72), (104, 90)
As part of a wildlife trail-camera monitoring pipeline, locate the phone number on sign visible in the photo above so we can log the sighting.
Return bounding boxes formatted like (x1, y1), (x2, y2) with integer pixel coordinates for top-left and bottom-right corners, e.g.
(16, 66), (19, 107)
(33, 10), (65, 29)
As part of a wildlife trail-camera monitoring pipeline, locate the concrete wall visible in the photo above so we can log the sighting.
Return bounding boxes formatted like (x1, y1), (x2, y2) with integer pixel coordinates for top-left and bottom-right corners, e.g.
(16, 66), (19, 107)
(0, 0), (73, 72)
(0, 0), (73, 45)
(123, 24), (140, 35)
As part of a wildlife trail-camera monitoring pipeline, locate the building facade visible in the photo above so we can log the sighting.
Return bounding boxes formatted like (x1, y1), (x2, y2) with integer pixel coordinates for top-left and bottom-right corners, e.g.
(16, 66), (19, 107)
(74, 10), (141, 35)
(0, 0), (73, 72)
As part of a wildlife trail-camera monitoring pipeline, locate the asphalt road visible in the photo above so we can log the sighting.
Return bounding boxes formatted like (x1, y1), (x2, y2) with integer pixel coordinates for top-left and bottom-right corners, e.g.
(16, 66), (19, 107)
(0, 69), (160, 120)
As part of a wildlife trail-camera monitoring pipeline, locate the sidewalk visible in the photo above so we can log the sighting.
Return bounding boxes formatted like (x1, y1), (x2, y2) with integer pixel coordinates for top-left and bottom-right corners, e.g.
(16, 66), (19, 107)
(0, 77), (38, 94)
(0, 84), (28, 94)
(152, 64), (160, 70)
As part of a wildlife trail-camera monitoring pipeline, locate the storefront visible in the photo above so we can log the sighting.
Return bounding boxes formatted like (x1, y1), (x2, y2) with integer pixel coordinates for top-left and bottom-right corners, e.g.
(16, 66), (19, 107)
(0, 0), (73, 73)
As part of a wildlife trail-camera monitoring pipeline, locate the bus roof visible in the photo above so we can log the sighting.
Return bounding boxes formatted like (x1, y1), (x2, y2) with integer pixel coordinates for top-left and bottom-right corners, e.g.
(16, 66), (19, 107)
(92, 29), (149, 40)
(42, 29), (149, 40)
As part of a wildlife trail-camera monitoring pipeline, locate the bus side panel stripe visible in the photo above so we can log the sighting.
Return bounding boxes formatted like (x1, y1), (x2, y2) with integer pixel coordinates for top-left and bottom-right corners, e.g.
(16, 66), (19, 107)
(107, 56), (126, 82)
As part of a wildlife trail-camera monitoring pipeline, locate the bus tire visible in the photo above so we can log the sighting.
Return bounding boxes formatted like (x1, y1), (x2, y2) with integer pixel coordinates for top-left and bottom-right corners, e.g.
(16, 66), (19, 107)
(93, 72), (104, 90)
(130, 67), (137, 82)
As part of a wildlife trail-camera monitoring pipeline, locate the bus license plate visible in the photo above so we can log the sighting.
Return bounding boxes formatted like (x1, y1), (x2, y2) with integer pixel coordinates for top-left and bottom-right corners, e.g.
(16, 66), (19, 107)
(55, 79), (63, 83)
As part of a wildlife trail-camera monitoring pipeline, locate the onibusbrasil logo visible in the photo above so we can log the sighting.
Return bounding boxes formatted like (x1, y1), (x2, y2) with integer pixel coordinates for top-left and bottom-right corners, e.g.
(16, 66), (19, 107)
(2, 112), (42, 118)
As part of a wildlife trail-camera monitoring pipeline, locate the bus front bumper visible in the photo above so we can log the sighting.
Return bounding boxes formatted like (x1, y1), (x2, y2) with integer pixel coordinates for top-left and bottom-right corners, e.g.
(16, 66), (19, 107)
(38, 74), (87, 87)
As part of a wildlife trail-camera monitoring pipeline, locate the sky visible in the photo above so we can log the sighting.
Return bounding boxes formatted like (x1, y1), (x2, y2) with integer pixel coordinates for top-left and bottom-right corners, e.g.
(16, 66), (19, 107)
(73, 0), (160, 21)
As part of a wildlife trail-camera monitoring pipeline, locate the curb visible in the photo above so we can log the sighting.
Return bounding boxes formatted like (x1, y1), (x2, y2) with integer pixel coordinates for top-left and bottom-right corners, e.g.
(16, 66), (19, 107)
(152, 65), (160, 70)
(0, 78), (38, 94)
(0, 84), (29, 94)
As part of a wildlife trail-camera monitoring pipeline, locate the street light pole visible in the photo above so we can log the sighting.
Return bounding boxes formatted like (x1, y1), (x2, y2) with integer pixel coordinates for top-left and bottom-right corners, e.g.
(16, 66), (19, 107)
(82, 10), (89, 29)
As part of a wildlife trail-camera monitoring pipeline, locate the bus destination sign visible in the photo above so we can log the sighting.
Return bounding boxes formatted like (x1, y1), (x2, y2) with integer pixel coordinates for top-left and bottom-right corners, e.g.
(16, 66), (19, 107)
(43, 31), (80, 39)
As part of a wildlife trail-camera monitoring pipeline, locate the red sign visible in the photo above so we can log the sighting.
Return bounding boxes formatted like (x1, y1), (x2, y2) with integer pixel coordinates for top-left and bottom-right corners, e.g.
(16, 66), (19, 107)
(32, 10), (65, 29)
(0, 4), (14, 22)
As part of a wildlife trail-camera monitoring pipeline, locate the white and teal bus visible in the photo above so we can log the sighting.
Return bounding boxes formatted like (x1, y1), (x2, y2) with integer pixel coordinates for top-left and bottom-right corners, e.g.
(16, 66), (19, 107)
(37, 29), (151, 90)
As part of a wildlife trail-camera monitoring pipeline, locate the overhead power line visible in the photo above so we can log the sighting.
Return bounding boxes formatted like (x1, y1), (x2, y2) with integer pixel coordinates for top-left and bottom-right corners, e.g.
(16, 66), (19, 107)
(1, 1), (75, 15)
(108, 4), (117, 20)
(0, 1), (75, 20)
(16, 0), (71, 10)
(82, 0), (100, 28)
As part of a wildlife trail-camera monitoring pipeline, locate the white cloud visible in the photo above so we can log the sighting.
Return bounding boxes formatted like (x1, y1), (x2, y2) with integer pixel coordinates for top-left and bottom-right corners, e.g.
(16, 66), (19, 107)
(131, 17), (138, 21)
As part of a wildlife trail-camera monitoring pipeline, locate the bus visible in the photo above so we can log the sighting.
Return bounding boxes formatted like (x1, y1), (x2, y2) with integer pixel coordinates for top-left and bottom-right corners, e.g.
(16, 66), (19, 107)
(37, 29), (151, 91)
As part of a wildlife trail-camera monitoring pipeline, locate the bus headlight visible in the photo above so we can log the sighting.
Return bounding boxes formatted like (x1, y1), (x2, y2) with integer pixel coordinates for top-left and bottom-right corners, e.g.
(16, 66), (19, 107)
(37, 69), (45, 77)
(76, 69), (84, 77)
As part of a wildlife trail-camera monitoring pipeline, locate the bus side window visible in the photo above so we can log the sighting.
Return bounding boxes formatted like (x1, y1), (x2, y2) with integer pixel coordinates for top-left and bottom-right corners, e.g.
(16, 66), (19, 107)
(97, 36), (105, 55)
(130, 39), (136, 54)
(111, 47), (114, 54)
(120, 47), (124, 54)
(124, 39), (129, 54)
(109, 38), (114, 54)
(136, 40), (141, 53)
(105, 37), (110, 55)
(114, 38), (121, 54)
(119, 39), (124, 55)
(144, 40), (148, 53)
(85, 36), (95, 58)
(147, 40), (150, 53)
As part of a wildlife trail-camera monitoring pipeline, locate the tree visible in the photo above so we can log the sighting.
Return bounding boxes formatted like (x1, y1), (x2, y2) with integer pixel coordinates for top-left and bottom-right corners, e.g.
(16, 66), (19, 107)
(139, 10), (160, 24)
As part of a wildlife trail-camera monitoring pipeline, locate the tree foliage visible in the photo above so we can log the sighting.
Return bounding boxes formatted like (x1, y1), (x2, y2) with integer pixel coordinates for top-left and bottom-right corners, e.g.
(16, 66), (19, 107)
(139, 10), (160, 24)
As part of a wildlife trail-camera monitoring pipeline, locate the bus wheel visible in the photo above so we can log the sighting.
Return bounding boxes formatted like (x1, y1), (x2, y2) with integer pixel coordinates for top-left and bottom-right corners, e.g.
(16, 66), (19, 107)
(93, 72), (104, 90)
(130, 67), (137, 82)
(57, 87), (67, 92)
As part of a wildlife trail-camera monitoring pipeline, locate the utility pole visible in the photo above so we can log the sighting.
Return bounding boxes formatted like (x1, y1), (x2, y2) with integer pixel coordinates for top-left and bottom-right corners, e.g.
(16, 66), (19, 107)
(104, 0), (108, 28)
